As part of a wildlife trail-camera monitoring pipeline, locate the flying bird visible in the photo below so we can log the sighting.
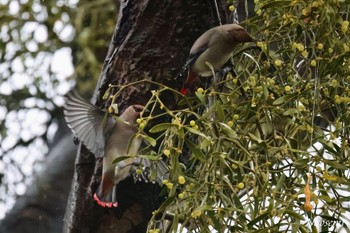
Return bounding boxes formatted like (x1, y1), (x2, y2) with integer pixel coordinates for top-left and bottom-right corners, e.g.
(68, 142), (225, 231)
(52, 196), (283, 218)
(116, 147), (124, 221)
(181, 24), (253, 95)
(64, 91), (158, 208)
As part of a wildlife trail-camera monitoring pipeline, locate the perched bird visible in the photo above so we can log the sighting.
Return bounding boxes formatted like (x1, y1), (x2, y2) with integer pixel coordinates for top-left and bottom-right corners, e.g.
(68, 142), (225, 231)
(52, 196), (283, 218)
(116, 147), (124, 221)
(63, 91), (145, 208)
(181, 24), (253, 95)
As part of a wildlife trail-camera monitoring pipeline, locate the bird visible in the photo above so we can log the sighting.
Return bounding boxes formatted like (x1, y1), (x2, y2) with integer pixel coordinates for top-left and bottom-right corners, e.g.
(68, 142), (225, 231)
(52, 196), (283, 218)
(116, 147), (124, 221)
(63, 90), (146, 208)
(180, 24), (253, 95)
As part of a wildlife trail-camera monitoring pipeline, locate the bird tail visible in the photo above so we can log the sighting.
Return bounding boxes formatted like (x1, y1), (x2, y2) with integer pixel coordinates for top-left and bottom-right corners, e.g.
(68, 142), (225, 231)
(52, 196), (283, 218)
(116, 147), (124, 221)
(93, 175), (118, 208)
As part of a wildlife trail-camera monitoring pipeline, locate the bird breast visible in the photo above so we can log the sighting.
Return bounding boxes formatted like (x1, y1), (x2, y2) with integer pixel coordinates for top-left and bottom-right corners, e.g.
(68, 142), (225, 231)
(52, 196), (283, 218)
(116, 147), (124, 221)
(104, 124), (137, 159)
(102, 124), (141, 182)
(192, 42), (236, 77)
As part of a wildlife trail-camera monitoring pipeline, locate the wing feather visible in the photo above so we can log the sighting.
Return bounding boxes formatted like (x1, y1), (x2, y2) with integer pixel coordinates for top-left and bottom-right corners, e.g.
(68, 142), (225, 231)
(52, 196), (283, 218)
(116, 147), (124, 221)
(63, 91), (107, 157)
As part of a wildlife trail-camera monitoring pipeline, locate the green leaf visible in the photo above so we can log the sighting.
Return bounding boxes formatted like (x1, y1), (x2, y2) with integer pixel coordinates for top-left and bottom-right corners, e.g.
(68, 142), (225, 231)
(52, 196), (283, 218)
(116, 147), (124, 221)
(339, 196), (350, 202)
(283, 108), (299, 116)
(149, 123), (174, 133)
(293, 158), (309, 168)
(112, 156), (131, 164)
(156, 195), (175, 212)
(185, 126), (210, 140)
(102, 86), (111, 100)
(260, 0), (292, 10)
(233, 193), (245, 219)
(207, 210), (221, 231)
(215, 100), (225, 121)
(299, 224), (310, 233)
(273, 96), (288, 105)
(273, 173), (286, 192)
(170, 213), (179, 232)
(141, 134), (157, 147)
(259, 177), (269, 196)
(318, 195), (335, 204)
(185, 138), (206, 162)
(247, 213), (269, 228)
(273, 94), (296, 105)
(285, 210), (305, 221)
(318, 139), (338, 154)
(193, 204), (213, 212)
(219, 123), (237, 138)
(323, 159), (348, 170)
(200, 138), (211, 150)
(195, 91), (206, 105)
(248, 132), (263, 143)
(323, 174), (348, 184)
(138, 154), (159, 161)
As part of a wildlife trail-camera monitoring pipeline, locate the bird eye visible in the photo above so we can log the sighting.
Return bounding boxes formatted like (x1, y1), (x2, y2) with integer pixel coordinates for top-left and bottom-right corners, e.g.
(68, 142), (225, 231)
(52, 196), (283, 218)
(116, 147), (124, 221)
(132, 106), (144, 113)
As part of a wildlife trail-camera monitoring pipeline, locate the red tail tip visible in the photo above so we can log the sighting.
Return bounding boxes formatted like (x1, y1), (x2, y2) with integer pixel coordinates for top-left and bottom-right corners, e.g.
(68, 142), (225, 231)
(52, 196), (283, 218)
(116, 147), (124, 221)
(93, 193), (118, 208)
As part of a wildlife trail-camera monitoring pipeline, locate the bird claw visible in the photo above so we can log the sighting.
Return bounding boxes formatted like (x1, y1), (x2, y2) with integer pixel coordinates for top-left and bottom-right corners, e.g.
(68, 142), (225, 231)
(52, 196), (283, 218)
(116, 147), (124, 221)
(130, 165), (154, 183)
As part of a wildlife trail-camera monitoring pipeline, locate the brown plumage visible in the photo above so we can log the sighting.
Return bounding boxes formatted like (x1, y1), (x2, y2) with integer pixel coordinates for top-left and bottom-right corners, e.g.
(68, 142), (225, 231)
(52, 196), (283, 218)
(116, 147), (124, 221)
(64, 91), (144, 207)
(181, 24), (253, 95)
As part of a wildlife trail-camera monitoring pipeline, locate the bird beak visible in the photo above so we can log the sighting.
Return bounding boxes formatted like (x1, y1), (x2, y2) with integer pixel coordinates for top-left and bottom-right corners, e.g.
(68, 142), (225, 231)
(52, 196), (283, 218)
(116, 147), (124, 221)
(139, 108), (150, 118)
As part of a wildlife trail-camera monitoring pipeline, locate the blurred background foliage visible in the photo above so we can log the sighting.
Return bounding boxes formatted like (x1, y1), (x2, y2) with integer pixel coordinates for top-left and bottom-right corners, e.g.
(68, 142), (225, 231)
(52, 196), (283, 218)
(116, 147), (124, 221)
(0, 0), (116, 218)
(132, 0), (350, 232)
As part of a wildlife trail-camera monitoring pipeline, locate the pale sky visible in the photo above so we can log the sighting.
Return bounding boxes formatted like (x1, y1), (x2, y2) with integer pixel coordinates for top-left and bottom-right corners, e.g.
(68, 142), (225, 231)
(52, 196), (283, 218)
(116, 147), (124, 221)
(0, 0), (75, 219)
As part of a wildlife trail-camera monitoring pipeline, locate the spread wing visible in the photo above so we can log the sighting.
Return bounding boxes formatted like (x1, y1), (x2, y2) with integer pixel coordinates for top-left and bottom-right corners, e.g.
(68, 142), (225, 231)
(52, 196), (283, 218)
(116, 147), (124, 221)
(63, 90), (112, 157)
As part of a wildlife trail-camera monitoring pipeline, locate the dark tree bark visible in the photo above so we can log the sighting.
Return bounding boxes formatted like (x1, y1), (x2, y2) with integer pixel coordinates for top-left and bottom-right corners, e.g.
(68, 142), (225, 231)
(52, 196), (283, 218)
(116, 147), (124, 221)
(63, 1), (248, 232)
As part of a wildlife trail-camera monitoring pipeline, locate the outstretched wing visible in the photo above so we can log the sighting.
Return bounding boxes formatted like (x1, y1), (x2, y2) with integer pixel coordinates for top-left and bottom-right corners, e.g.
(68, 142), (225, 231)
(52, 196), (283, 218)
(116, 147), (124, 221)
(63, 90), (109, 157)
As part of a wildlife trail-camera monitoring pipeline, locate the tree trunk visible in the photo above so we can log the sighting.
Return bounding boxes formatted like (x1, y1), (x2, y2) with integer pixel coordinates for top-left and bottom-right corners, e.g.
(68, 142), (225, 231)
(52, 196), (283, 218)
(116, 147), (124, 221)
(0, 117), (76, 233)
(63, 1), (244, 232)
